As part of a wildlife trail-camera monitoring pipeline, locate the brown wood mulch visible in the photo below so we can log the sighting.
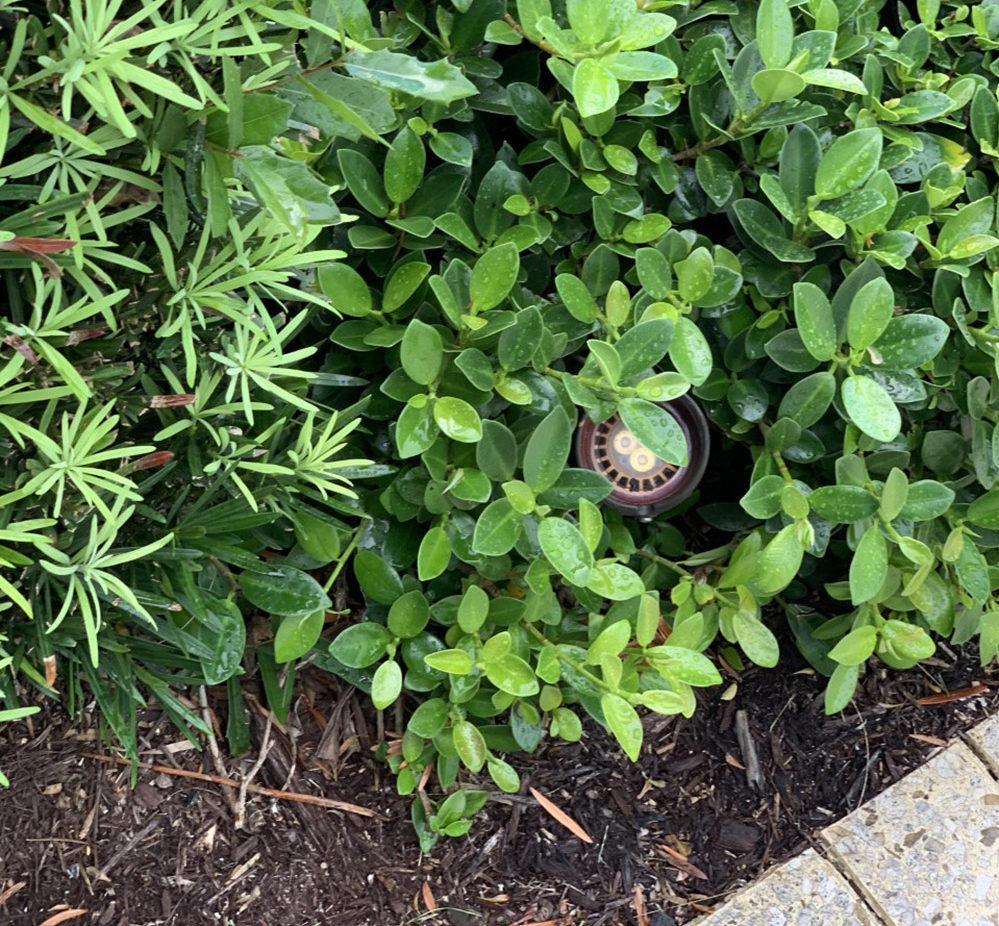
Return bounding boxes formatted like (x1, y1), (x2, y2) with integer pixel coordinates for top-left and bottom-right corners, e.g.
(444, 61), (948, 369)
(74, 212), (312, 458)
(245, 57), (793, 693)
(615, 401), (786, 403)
(1, 639), (997, 926)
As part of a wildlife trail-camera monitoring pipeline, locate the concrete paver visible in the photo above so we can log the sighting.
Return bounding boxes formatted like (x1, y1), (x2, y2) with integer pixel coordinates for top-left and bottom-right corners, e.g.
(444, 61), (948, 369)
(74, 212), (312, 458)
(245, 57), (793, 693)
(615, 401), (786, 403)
(967, 712), (999, 776)
(693, 848), (877, 926)
(820, 741), (999, 926)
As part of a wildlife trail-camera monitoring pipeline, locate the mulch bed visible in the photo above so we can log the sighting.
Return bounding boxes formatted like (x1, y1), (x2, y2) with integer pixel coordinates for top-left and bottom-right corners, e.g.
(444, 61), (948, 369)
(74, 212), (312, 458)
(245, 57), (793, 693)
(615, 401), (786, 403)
(2, 638), (997, 926)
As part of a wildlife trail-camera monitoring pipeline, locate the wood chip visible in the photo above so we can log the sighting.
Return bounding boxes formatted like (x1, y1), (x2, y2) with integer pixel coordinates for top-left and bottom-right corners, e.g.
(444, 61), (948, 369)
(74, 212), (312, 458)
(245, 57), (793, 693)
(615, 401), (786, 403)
(724, 753), (745, 770)
(528, 787), (593, 844)
(421, 881), (437, 912)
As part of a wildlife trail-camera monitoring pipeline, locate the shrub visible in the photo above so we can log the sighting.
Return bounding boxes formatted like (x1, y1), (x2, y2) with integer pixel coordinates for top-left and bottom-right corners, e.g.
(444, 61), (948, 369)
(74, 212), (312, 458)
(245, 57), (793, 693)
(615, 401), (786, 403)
(4, 0), (999, 843)
(0, 1), (371, 780)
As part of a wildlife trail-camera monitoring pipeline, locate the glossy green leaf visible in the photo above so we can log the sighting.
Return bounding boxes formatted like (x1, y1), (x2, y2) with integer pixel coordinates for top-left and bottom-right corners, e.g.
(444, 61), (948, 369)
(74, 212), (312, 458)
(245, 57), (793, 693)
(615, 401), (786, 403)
(434, 397), (483, 443)
(808, 485), (878, 522)
(238, 566), (331, 618)
(814, 128), (882, 200)
(600, 693), (643, 761)
(388, 590), (430, 638)
(939, 195), (994, 253)
(354, 551), (404, 605)
(239, 146), (341, 233)
(841, 375), (901, 443)
(384, 127), (425, 204)
(330, 623), (393, 668)
(470, 243), (520, 312)
(400, 319), (443, 386)
(556, 273), (599, 322)
(619, 397), (688, 467)
(274, 611), (325, 663)
(417, 526), (452, 580)
(777, 371), (835, 428)
(396, 398), (439, 458)
(345, 50), (478, 103)
(669, 317), (713, 386)
(733, 613), (780, 667)
(850, 525), (888, 604)
(484, 653), (539, 697)
(523, 407), (573, 493)
(827, 626), (876, 666)
(472, 499), (523, 555)
(750, 524), (804, 597)
(824, 663), (859, 714)
(371, 659), (403, 709)
(870, 315), (949, 370)
(572, 58), (619, 118)
(318, 263), (372, 317)
(847, 278), (894, 350)
(538, 517), (594, 586)
(453, 719), (487, 772)
(757, 0), (794, 69)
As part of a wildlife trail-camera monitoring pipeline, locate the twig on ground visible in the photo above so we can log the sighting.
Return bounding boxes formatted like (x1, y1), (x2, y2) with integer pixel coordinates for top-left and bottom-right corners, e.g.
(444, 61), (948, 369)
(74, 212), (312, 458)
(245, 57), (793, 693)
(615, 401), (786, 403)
(235, 715), (272, 830)
(199, 685), (239, 819)
(81, 752), (382, 818)
(97, 818), (161, 879)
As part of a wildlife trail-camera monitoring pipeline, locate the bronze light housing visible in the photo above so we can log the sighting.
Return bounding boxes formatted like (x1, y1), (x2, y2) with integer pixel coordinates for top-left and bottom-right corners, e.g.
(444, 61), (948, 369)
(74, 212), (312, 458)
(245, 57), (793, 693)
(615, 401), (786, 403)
(575, 395), (710, 522)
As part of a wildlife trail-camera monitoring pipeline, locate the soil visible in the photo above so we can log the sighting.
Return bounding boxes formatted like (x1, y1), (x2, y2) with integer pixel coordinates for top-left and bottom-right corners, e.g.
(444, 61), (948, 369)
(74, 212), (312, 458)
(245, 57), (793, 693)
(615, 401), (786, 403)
(2, 636), (998, 926)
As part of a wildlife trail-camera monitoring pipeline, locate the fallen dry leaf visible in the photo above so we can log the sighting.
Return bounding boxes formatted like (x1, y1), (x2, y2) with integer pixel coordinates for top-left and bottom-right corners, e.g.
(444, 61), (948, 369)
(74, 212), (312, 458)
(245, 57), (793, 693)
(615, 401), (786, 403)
(529, 787), (593, 844)
(37, 910), (88, 926)
(917, 684), (988, 705)
(633, 882), (648, 926)
(724, 753), (746, 770)
(421, 881), (437, 912)
(908, 733), (948, 747)
(0, 881), (26, 907)
(43, 655), (57, 688)
(656, 843), (708, 880)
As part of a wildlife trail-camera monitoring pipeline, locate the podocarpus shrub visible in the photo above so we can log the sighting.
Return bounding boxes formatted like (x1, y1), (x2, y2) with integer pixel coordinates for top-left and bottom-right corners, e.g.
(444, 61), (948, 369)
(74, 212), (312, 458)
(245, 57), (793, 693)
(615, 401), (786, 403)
(4, 0), (999, 842)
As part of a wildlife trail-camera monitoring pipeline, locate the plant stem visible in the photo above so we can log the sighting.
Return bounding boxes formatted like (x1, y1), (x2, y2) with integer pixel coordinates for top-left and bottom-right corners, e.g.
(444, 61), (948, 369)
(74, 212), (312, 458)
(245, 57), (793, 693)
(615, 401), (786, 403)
(323, 518), (369, 594)
(634, 548), (691, 577)
(503, 14), (560, 55)
(524, 623), (608, 691)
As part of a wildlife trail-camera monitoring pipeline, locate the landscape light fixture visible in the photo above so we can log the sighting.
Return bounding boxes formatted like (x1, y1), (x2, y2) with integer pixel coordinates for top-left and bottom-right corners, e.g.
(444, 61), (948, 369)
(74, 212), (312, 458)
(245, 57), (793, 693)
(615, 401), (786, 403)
(575, 395), (710, 522)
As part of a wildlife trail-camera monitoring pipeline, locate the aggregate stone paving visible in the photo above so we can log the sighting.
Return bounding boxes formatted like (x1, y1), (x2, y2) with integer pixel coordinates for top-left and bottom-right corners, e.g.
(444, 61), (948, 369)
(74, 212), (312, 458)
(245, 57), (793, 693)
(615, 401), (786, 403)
(967, 712), (999, 775)
(820, 741), (999, 926)
(693, 848), (877, 926)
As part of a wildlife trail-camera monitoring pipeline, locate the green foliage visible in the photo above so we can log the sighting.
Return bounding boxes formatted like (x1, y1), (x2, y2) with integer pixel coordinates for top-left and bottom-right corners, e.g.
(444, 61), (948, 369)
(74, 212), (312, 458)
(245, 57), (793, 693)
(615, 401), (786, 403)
(0, 0), (371, 777)
(7, 0), (999, 845)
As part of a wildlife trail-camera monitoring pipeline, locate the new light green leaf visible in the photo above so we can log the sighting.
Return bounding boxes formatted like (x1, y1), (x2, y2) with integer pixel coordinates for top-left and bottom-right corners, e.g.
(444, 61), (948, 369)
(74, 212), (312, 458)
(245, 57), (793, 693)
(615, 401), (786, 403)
(572, 58), (619, 118)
